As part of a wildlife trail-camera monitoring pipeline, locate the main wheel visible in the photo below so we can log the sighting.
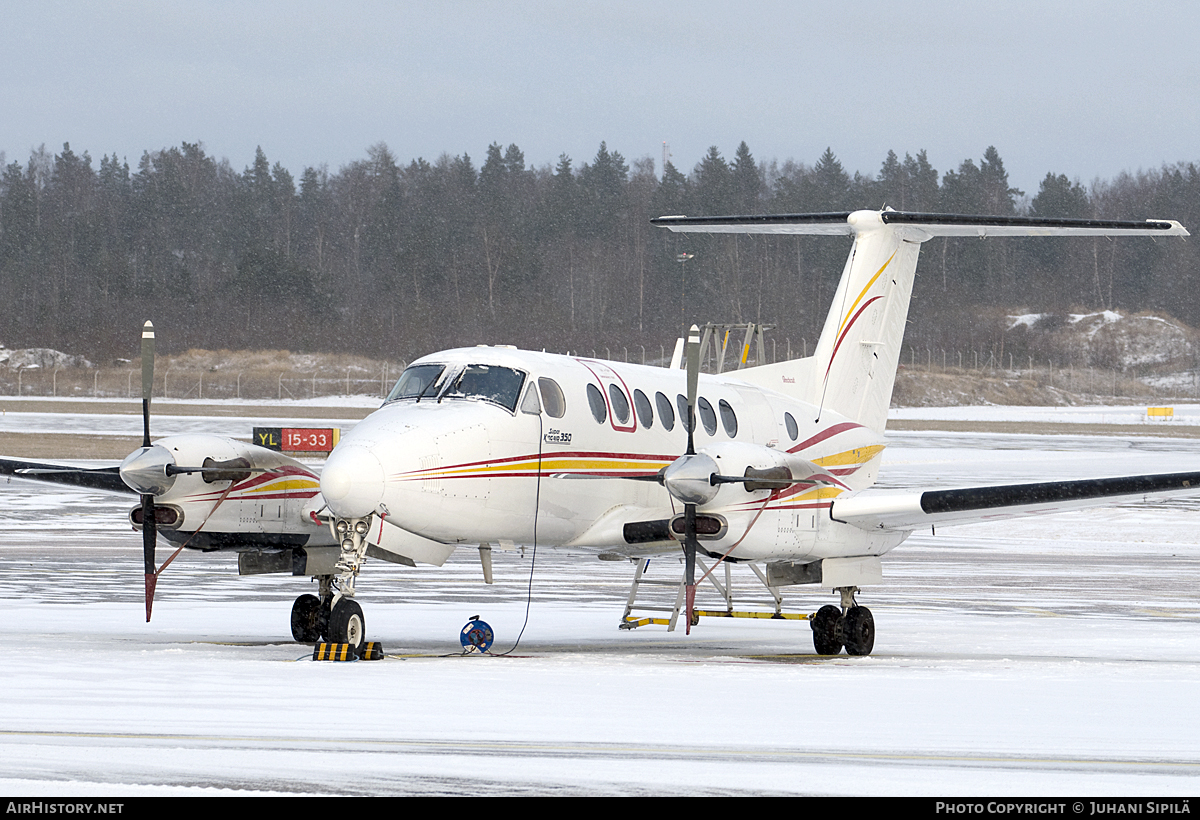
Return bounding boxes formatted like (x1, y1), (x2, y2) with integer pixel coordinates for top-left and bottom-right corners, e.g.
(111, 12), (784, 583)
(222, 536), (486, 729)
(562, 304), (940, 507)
(328, 598), (366, 651)
(290, 594), (325, 643)
(842, 605), (875, 656)
(811, 604), (843, 655)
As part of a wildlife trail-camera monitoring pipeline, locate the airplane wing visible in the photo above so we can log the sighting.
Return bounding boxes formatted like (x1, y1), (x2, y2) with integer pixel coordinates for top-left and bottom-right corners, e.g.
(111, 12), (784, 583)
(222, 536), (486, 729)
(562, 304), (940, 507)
(830, 471), (1200, 531)
(651, 211), (1189, 238)
(0, 456), (133, 495)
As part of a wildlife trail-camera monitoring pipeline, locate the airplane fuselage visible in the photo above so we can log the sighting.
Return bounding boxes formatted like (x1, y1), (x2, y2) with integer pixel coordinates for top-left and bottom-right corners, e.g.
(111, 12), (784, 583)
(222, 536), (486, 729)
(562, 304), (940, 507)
(320, 346), (906, 565)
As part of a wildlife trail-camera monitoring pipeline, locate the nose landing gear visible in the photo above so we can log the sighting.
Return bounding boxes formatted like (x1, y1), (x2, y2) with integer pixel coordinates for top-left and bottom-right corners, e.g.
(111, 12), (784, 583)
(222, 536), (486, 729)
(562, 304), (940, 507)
(291, 516), (372, 653)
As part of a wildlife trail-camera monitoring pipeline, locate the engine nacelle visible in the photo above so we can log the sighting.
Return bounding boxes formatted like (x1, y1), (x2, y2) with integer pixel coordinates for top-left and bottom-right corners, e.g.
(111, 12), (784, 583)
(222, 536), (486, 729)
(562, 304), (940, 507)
(697, 441), (848, 502)
(126, 434), (333, 551)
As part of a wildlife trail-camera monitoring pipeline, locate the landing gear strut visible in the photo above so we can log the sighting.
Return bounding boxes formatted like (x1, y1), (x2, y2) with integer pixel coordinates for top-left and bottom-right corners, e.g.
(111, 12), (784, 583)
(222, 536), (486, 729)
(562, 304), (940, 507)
(810, 586), (874, 656)
(326, 516), (371, 652)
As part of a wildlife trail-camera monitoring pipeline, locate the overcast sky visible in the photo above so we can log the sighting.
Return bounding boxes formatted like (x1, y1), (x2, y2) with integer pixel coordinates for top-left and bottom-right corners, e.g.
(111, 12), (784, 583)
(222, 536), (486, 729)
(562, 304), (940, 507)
(2, 1), (1196, 201)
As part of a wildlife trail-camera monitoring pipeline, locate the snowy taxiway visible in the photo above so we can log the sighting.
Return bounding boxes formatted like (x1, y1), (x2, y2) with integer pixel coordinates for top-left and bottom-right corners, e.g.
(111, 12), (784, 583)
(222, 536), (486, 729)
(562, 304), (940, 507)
(1, 403), (1199, 795)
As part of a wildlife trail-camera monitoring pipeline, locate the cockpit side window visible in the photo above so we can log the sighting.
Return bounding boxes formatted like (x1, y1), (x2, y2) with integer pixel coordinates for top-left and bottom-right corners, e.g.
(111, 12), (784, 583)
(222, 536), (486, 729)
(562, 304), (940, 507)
(386, 364), (446, 402)
(442, 364), (527, 412)
(520, 382), (542, 415)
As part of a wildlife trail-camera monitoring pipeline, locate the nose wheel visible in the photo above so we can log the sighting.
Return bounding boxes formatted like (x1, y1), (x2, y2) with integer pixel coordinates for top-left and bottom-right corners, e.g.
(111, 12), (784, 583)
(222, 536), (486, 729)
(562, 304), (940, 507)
(290, 594), (327, 643)
(327, 598), (366, 650)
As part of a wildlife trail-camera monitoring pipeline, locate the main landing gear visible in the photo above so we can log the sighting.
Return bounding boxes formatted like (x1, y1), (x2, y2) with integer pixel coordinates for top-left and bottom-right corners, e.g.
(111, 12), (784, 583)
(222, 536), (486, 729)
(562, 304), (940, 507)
(810, 586), (875, 656)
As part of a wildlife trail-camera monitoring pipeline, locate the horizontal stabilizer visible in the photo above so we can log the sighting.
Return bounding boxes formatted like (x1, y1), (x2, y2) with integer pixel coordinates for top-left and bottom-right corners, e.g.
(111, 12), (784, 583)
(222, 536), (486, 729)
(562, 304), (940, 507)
(652, 210), (1189, 239)
(831, 470), (1200, 531)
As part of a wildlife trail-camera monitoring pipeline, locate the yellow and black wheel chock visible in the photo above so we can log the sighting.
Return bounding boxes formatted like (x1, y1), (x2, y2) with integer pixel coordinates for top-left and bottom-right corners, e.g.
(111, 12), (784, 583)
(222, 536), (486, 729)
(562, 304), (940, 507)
(358, 642), (385, 660)
(313, 641), (385, 661)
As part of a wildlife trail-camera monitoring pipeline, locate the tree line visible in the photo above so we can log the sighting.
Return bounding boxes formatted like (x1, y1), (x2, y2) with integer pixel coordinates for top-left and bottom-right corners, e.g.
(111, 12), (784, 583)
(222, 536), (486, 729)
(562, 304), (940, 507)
(0, 139), (1197, 364)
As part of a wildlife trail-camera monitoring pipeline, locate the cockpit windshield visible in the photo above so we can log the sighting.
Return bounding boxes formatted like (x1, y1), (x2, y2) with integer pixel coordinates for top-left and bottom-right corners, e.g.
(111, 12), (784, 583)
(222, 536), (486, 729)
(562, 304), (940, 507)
(386, 364), (446, 402)
(441, 364), (527, 412)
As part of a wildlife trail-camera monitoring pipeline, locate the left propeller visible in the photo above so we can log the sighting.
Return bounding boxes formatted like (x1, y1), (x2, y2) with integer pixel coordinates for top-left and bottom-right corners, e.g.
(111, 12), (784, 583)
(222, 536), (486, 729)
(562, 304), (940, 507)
(131, 321), (160, 622)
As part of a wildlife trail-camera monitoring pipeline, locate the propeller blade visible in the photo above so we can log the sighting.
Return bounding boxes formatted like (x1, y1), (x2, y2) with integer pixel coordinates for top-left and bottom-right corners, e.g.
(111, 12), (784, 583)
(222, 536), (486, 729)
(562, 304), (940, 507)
(549, 472), (663, 482)
(681, 326), (703, 631)
(683, 501), (697, 635)
(139, 320), (157, 621)
(685, 324), (700, 456)
(710, 470), (842, 489)
(142, 491), (157, 622)
(141, 321), (154, 448)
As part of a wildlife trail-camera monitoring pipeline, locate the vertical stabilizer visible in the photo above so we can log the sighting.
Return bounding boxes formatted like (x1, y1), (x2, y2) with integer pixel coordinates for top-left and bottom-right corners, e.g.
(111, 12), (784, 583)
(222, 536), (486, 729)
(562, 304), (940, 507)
(808, 212), (919, 432)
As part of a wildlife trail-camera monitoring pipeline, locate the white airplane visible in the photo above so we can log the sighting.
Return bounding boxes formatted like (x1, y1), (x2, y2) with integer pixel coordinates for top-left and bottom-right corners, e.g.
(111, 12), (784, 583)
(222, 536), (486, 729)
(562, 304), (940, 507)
(2, 209), (1194, 657)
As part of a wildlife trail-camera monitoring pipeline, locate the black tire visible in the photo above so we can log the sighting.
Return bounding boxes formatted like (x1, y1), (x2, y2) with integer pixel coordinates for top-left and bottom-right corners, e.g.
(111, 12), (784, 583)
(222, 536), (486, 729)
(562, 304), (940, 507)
(842, 605), (875, 656)
(290, 594), (324, 643)
(811, 604), (843, 655)
(328, 598), (366, 651)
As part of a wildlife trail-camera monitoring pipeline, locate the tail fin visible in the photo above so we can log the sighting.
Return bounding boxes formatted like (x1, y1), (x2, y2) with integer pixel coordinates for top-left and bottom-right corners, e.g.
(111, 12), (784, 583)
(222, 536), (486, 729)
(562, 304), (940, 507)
(809, 215), (919, 431)
(652, 210), (1187, 433)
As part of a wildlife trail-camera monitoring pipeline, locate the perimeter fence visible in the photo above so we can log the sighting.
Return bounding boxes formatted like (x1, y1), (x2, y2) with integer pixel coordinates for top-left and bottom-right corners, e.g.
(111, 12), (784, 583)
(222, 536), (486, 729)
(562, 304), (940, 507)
(1, 344), (1197, 403)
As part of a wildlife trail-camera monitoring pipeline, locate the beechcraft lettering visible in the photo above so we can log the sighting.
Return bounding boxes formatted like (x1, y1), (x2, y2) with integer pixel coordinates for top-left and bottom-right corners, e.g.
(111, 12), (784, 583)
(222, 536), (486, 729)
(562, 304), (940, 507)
(1, 209), (1193, 658)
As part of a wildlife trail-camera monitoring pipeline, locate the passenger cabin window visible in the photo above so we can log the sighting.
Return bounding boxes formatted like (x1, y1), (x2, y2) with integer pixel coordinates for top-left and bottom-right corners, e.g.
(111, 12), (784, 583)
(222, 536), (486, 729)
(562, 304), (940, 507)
(633, 389), (653, 429)
(656, 392), (675, 431)
(719, 399), (737, 437)
(586, 383), (607, 423)
(698, 397), (717, 436)
(676, 394), (693, 433)
(386, 364), (446, 402)
(608, 384), (631, 425)
(784, 412), (799, 441)
(441, 364), (526, 412)
(539, 377), (566, 418)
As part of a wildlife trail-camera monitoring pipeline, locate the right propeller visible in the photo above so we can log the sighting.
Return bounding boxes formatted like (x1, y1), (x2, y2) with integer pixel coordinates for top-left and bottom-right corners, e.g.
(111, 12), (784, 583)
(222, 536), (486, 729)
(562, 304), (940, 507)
(667, 325), (706, 634)
(659, 325), (845, 633)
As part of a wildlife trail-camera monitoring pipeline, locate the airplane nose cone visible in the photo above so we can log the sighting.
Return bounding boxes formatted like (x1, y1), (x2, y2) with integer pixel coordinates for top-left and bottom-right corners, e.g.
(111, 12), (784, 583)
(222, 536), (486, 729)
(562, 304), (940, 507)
(321, 444), (386, 518)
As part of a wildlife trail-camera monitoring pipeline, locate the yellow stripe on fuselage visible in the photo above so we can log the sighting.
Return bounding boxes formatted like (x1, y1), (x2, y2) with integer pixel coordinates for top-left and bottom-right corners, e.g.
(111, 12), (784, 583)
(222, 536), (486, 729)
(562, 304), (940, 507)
(811, 444), (886, 468)
(242, 479), (320, 494)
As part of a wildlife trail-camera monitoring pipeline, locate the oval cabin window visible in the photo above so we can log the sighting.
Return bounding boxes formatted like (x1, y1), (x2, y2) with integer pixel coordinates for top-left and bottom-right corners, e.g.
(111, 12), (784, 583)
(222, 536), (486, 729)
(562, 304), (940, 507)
(656, 392), (675, 431)
(608, 384), (631, 425)
(719, 399), (737, 437)
(586, 383), (607, 424)
(698, 397), (717, 436)
(634, 389), (653, 429)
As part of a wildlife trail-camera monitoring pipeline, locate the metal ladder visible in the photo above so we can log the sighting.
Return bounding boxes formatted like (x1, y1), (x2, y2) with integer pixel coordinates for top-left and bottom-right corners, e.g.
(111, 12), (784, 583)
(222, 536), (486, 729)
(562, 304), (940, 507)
(620, 556), (807, 632)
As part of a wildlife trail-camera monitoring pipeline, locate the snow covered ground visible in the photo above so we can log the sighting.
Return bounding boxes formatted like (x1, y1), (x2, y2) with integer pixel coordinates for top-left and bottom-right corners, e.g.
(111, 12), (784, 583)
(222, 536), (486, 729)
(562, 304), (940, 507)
(2, 404), (1200, 794)
(890, 403), (1200, 426)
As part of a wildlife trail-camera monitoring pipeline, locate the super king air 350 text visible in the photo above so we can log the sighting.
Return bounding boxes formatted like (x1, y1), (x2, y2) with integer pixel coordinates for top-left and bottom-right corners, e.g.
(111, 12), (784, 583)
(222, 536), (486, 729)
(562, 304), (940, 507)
(2, 209), (1194, 657)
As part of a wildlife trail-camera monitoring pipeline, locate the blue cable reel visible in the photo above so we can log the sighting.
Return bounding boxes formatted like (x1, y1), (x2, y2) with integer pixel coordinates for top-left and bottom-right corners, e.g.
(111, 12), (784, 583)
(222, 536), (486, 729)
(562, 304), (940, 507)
(460, 616), (494, 653)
